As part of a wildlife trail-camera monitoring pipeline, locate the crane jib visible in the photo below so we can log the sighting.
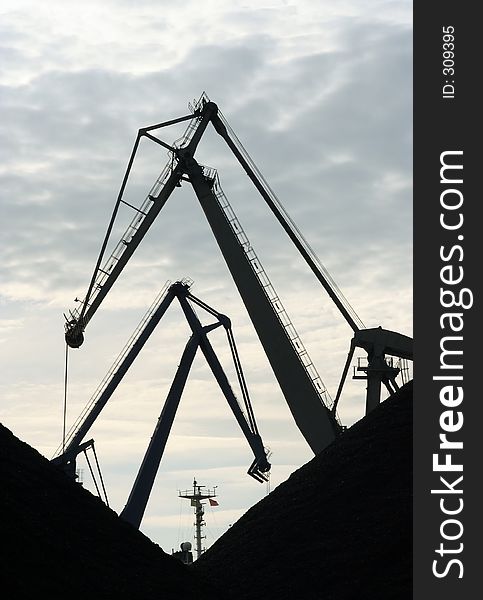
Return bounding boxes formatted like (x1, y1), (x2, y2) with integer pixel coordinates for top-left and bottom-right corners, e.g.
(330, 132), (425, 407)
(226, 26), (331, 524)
(59, 280), (271, 530)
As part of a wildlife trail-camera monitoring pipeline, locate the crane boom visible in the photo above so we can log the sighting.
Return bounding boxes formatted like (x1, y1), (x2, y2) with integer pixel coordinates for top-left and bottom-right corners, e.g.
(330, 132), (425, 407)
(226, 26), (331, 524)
(64, 97), (341, 454)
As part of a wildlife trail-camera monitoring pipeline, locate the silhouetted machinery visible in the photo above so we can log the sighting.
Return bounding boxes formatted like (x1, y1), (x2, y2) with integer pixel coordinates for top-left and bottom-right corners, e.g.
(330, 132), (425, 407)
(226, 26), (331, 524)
(54, 279), (270, 528)
(63, 93), (413, 457)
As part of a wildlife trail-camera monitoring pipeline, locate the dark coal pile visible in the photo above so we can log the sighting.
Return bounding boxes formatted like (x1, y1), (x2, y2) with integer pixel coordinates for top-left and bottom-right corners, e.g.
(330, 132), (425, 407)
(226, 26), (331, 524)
(194, 382), (412, 600)
(1, 382), (411, 600)
(0, 423), (216, 600)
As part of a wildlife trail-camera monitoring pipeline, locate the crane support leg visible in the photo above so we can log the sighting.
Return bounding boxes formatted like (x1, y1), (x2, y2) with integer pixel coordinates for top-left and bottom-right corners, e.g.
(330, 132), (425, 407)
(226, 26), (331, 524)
(185, 158), (339, 455)
(120, 334), (199, 528)
(177, 294), (269, 474)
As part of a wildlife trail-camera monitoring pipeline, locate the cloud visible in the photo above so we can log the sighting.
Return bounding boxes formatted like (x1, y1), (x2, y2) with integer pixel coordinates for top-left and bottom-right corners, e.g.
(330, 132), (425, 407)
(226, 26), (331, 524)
(1, 1), (411, 553)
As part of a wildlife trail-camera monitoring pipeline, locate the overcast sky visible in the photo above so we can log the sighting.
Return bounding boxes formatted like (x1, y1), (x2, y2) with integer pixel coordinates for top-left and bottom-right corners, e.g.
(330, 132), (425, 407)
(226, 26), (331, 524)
(0, 0), (412, 554)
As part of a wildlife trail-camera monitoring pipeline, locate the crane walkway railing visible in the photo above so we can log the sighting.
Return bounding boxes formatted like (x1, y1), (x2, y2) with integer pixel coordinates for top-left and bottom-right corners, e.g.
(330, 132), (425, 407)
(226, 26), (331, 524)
(56, 280), (173, 457)
(216, 107), (365, 333)
(202, 166), (337, 415)
(173, 112), (201, 148)
(398, 358), (412, 385)
(68, 159), (175, 325)
(172, 94), (207, 149)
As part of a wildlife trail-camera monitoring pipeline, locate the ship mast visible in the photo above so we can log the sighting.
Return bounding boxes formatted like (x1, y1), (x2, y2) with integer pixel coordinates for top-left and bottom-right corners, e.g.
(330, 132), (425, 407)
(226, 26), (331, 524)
(179, 479), (217, 560)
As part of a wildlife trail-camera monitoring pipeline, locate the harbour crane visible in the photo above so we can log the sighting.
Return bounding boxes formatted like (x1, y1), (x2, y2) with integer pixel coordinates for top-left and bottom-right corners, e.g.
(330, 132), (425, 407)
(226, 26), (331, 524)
(55, 279), (271, 529)
(64, 93), (412, 455)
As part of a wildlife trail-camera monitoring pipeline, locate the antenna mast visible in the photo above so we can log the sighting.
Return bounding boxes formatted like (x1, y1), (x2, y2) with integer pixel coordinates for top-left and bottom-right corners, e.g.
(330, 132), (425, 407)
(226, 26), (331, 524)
(179, 479), (217, 560)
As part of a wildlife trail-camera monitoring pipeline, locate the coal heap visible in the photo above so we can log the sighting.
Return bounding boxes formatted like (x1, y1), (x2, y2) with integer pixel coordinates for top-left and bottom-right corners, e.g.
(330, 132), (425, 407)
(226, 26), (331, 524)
(1, 382), (411, 600)
(0, 423), (215, 600)
(194, 381), (412, 600)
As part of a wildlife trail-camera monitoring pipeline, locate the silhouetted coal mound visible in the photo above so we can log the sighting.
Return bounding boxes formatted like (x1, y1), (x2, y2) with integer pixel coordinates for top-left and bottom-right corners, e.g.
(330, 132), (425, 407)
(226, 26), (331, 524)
(195, 382), (412, 600)
(0, 423), (215, 600)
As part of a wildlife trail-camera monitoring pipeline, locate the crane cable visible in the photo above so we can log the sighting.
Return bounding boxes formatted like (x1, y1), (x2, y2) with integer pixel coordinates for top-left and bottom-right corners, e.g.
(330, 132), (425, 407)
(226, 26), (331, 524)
(62, 342), (69, 456)
(78, 133), (142, 322)
(218, 110), (365, 331)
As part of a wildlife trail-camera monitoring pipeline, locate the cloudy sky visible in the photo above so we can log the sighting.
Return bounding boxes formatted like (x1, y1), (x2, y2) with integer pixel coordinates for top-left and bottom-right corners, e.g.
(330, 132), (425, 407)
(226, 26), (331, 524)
(0, 0), (412, 553)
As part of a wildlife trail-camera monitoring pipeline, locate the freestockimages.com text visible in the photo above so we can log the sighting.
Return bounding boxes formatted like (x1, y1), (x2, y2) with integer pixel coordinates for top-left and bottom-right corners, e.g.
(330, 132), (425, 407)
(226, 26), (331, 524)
(431, 150), (472, 580)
